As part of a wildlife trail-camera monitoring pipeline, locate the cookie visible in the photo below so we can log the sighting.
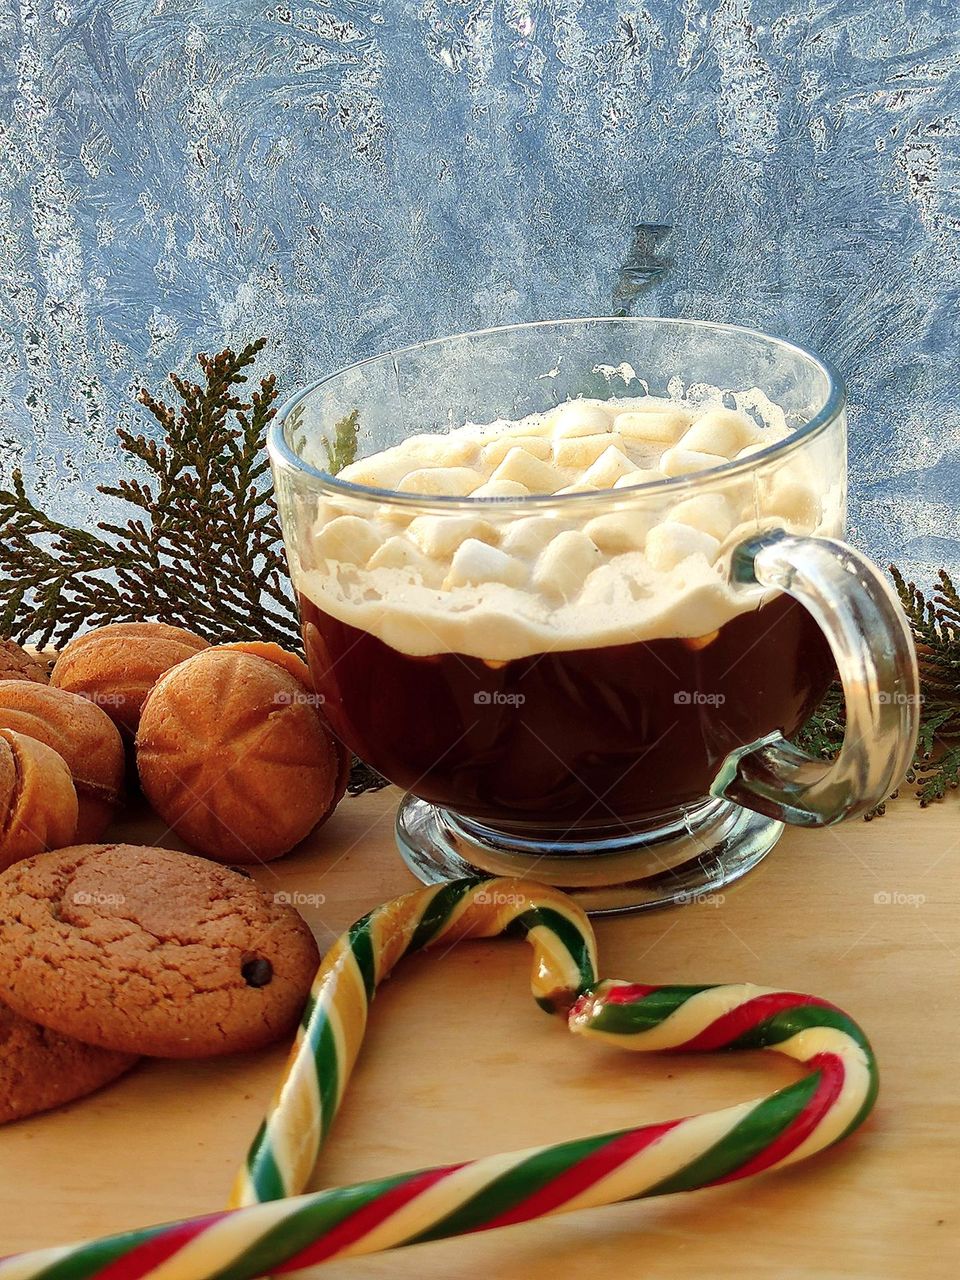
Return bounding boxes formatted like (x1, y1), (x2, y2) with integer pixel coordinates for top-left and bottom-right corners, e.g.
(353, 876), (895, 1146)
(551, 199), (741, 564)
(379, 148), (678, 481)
(0, 681), (124, 841)
(0, 639), (50, 685)
(219, 641), (314, 689)
(0, 729), (79, 872)
(219, 642), (353, 826)
(0, 999), (137, 1124)
(51, 622), (209, 735)
(0, 844), (320, 1058)
(136, 647), (343, 863)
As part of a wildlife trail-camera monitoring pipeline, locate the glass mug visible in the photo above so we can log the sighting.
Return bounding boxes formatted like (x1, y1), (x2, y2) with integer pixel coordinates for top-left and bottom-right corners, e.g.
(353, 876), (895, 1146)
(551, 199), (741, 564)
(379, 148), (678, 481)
(269, 318), (919, 912)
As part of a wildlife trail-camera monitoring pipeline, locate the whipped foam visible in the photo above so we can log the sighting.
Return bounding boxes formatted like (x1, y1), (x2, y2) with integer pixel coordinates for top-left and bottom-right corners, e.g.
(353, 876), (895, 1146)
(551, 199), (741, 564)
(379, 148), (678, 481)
(293, 395), (843, 659)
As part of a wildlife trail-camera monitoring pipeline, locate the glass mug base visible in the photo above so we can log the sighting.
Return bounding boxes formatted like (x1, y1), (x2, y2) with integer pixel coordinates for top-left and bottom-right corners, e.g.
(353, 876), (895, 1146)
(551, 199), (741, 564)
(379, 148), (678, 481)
(395, 793), (783, 915)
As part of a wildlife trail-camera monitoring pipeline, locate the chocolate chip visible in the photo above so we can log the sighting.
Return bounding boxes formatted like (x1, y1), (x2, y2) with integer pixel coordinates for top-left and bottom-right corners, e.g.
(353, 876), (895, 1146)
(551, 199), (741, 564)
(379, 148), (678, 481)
(241, 956), (273, 988)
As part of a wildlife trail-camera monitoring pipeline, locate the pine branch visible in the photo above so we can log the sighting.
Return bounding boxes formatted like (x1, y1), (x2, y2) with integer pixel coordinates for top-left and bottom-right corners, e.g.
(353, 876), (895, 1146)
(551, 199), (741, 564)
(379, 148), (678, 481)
(323, 409), (359, 474)
(797, 564), (960, 813)
(794, 683), (845, 760)
(0, 338), (301, 650)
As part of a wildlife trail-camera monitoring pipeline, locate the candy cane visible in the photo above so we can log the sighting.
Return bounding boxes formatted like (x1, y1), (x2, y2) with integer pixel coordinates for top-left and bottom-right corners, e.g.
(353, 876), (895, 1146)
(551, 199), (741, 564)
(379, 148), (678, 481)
(231, 877), (597, 1206)
(0, 879), (877, 1280)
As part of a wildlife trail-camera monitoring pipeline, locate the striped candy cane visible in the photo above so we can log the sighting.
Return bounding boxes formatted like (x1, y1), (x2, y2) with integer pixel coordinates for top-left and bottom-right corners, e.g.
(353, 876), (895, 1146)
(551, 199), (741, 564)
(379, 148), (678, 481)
(0, 879), (878, 1280)
(231, 877), (597, 1207)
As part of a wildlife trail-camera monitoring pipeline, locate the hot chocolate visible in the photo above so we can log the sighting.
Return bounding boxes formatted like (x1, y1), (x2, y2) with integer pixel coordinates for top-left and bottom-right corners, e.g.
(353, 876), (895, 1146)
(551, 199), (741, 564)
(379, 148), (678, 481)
(302, 592), (834, 830)
(293, 393), (841, 833)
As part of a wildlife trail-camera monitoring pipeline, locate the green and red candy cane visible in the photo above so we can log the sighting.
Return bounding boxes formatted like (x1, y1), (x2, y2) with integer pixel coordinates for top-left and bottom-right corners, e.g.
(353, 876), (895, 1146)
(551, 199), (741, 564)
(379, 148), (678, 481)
(0, 877), (878, 1280)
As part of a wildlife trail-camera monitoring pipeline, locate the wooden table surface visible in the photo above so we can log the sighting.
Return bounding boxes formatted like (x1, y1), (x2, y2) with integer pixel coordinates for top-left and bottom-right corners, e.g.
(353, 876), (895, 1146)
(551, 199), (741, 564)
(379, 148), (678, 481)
(1, 787), (958, 1278)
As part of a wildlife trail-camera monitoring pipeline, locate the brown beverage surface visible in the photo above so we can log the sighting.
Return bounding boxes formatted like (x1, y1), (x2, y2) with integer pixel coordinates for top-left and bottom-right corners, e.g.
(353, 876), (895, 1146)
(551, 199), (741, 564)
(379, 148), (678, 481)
(302, 591), (835, 832)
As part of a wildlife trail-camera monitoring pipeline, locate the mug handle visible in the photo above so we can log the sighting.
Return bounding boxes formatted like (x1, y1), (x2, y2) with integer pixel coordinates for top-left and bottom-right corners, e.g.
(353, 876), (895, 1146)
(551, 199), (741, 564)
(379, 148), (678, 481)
(711, 530), (920, 826)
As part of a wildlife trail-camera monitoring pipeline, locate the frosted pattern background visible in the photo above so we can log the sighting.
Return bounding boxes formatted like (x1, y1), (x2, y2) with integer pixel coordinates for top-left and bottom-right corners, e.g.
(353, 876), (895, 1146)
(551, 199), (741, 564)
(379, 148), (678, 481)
(0, 1), (957, 579)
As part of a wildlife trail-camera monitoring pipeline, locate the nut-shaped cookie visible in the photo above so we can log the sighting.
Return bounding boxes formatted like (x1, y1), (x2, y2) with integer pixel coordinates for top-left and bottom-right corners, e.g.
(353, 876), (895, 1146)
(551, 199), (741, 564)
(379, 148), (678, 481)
(219, 640), (314, 688)
(0, 844), (320, 1057)
(0, 999), (137, 1124)
(137, 648), (342, 862)
(0, 729), (78, 871)
(0, 682), (124, 842)
(0, 640), (49, 685)
(51, 622), (209, 734)
(220, 641), (351, 821)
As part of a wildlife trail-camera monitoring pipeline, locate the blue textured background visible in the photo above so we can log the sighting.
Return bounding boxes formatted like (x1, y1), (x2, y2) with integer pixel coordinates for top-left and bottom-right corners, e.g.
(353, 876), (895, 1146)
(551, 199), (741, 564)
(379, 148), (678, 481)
(1, 1), (957, 578)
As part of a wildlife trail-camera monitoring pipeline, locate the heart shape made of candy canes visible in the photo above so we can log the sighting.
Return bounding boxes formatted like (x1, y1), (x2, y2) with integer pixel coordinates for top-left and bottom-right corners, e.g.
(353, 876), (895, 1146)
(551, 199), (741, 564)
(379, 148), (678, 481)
(0, 877), (877, 1280)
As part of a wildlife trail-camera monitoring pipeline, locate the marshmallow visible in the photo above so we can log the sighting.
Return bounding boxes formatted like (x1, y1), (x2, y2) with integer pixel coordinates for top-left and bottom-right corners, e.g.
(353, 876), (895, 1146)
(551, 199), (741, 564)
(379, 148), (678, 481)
(614, 409), (691, 444)
(679, 408), (760, 458)
(491, 446), (561, 493)
(532, 530), (602, 599)
(584, 510), (652, 553)
(428, 434), (481, 467)
(765, 477), (821, 530)
(471, 478), (531, 498)
(481, 435), (552, 468)
(580, 445), (637, 490)
(579, 562), (628, 606)
(670, 493), (733, 541)
(550, 401), (613, 437)
(405, 432), (482, 468)
(659, 447), (728, 477)
(735, 441), (769, 461)
(500, 516), (562, 557)
(308, 502), (343, 533)
(374, 500), (420, 531)
(443, 539), (527, 590)
(408, 515), (498, 558)
(613, 469), (658, 489)
(645, 522), (721, 572)
(340, 433), (479, 490)
(297, 389), (828, 660)
(553, 432), (626, 470)
(503, 413), (555, 437)
(367, 536), (442, 586)
(338, 457), (408, 490)
(396, 467), (484, 496)
(313, 515), (383, 565)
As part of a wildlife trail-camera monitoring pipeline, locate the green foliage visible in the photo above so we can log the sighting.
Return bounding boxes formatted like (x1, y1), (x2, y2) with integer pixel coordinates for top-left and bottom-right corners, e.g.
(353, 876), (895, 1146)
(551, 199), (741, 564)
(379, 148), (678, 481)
(0, 338), (300, 650)
(346, 758), (390, 796)
(797, 565), (960, 811)
(323, 408), (360, 475)
(794, 683), (845, 761)
(890, 567), (960, 805)
(0, 339), (384, 796)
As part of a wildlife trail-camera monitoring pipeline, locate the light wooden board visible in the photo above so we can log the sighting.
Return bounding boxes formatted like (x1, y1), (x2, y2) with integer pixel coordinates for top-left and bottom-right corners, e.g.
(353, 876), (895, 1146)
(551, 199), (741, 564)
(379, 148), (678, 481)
(1, 788), (958, 1277)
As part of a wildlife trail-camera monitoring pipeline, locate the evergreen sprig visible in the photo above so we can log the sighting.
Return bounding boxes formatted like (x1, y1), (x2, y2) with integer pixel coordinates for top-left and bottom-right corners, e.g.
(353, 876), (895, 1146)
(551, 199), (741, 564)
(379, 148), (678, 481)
(798, 566), (960, 810)
(0, 338), (300, 650)
(891, 567), (960, 804)
(0, 338), (385, 794)
(323, 409), (360, 475)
